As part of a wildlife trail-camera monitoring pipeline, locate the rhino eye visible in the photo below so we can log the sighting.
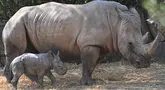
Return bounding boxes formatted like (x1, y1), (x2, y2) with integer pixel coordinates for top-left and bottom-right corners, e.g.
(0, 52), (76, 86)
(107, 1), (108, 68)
(128, 42), (134, 50)
(128, 42), (133, 46)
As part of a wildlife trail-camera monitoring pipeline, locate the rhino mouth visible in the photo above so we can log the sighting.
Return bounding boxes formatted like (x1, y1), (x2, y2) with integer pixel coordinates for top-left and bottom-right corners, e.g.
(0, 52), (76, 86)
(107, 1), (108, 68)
(129, 49), (150, 68)
(54, 66), (68, 75)
(134, 56), (150, 68)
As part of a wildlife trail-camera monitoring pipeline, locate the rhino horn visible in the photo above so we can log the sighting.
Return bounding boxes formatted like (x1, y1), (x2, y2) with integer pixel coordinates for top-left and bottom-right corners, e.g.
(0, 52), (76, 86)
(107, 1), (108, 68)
(146, 33), (161, 56)
(142, 32), (152, 44)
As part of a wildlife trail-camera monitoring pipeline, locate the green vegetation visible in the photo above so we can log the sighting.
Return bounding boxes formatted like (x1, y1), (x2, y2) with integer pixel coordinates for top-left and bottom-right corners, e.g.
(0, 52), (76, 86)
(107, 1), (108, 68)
(2, 0), (164, 25)
(143, 0), (165, 26)
(0, 0), (42, 20)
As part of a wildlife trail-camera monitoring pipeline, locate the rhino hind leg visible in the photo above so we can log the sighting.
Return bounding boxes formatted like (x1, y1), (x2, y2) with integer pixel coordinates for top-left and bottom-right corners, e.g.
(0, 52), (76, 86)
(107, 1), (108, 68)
(80, 46), (100, 85)
(3, 44), (23, 83)
(3, 25), (28, 83)
(11, 64), (24, 89)
(11, 73), (22, 90)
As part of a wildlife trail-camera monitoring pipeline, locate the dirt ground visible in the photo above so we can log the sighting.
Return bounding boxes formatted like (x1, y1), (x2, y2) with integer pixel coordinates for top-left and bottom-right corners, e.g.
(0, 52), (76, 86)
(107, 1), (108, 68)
(1, 60), (165, 90)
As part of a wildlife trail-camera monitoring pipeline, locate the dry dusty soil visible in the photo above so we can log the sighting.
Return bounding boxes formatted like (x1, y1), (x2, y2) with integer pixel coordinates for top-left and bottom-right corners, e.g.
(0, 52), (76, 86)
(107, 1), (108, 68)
(1, 60), (165, 90)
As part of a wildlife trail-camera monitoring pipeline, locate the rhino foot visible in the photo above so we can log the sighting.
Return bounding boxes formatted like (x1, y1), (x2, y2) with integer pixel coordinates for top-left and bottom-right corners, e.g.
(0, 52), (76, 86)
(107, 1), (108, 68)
(12, 87), (17, 90)
(52, 83), (56, 88)
(80, 76), (95, 85)
(36, 84), (43, 89)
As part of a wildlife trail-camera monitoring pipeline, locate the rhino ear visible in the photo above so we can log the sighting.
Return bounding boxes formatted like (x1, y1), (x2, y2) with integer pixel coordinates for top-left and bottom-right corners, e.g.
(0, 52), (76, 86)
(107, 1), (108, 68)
(48, 50), (55, 57)
(56, 50), (60, 56)
(116, 7), (126, 19)
(115, 7), (130, 24)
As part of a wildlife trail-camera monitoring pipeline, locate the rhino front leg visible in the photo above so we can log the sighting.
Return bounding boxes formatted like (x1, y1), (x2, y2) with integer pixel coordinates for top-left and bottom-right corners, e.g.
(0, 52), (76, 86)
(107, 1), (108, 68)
(25, 74), (38, 82)
(37, 76), (44, 88)
(37, 71), (45, 88)
(80, 46), (100, 85)
(45, 71), (56, 87)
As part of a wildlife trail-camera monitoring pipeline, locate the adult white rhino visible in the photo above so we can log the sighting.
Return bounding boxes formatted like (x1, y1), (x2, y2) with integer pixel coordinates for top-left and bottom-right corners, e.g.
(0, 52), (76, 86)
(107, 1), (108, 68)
(2, 0), (160, 85)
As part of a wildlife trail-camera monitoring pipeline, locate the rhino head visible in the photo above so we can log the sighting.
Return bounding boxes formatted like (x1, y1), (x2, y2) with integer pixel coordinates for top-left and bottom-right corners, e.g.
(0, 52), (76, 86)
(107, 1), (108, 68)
(48, 50), (67, 75)
(117, 8), (161, 68)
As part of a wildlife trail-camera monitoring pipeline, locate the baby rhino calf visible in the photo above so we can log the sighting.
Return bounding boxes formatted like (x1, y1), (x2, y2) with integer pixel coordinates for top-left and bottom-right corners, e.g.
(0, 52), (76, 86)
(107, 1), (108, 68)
(10, 50), (67, 89)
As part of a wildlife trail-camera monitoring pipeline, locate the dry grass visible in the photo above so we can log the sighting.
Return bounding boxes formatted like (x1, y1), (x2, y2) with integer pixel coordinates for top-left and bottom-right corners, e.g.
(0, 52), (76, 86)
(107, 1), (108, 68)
(0, 76), (11, 89)
(0, 74), (32, 89)
(0, 62), (165, 90)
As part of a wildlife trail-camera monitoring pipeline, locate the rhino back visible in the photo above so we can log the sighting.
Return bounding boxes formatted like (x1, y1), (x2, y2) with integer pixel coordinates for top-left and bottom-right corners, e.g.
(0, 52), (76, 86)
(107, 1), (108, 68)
(21, 53), (51, 74)
(10, 55), (23, 67)
(24, 1), (129, 54)
(22, 53), (50, 67)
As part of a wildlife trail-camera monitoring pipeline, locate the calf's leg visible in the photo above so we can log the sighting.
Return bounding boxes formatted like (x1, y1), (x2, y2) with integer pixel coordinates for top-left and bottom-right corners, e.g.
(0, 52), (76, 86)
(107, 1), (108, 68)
(37, 76), (44, 88)
(80, 46), (100, 85)
(11, 73), (22, 90)
(11, 64), (24, 90)
(25, 74), (38, 82)
(37, 71), (45, 87)
(45, 71), (56, 87)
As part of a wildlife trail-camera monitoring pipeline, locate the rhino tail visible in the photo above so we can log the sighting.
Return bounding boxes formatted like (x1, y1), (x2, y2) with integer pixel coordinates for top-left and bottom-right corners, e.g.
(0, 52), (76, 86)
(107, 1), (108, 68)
(7, 64), (14, 83)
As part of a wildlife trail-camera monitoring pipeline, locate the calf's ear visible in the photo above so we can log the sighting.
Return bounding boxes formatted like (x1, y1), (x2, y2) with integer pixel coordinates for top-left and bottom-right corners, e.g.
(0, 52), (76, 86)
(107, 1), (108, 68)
(56, 51), (60, 56)
(48, 50), (54, 57)
(52, 49), (60, 56)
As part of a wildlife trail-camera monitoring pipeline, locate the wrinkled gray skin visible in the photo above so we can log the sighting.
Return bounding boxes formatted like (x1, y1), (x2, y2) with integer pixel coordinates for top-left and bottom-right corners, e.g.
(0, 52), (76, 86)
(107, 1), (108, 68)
(10, 50), (67, 90)
(2, 1), (160, 85)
